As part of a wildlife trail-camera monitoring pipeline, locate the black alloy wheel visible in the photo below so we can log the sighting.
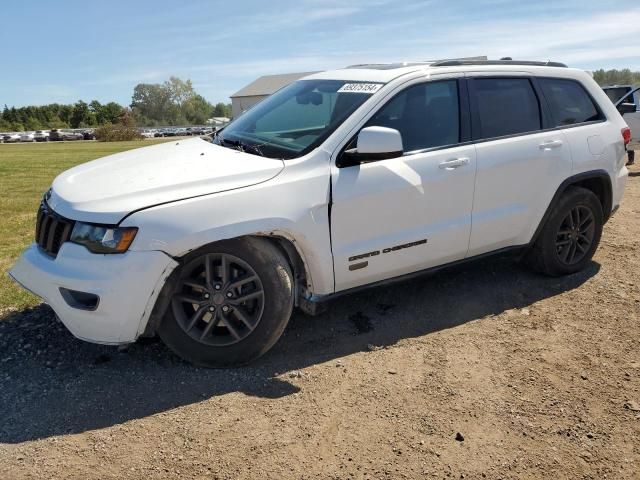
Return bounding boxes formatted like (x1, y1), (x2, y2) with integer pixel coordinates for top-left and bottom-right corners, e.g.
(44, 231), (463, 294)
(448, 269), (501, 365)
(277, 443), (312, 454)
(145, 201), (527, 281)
(555, 205), (596, 266)
(171, 253), (265, 347)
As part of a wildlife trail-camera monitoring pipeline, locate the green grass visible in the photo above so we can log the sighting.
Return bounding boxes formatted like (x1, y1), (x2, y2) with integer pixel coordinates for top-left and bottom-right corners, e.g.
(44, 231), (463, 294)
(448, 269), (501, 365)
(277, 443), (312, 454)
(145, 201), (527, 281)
(0, 139), (174, 311)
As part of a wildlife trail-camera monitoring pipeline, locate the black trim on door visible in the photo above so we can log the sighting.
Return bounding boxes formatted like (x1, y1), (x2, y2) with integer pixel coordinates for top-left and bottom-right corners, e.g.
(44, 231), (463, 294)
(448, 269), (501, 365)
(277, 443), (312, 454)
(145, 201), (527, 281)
(529, 77), (556, 130)
(459, 78), (472, 143)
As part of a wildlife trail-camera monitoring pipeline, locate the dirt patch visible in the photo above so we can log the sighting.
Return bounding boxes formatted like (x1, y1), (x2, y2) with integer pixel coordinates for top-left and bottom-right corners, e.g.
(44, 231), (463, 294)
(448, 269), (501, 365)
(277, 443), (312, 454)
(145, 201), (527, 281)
(1, 164), (639, 479)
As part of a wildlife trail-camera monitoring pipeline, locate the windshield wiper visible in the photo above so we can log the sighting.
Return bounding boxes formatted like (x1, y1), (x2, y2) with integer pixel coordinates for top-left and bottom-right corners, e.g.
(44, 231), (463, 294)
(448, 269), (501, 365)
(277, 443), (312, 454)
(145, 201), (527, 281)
(219, 137), (265, 157)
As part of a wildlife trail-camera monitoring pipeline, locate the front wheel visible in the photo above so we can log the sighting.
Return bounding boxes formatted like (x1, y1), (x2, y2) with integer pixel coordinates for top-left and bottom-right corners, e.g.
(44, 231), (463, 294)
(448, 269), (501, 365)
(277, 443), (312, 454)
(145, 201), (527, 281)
(158, 237), (294, 367)
(526, 186), (603, 276)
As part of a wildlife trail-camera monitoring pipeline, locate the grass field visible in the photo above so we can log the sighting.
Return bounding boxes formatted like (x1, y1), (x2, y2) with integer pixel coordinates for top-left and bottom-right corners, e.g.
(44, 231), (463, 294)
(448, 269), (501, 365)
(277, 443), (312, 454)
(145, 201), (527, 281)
(0, 139), (173, 311)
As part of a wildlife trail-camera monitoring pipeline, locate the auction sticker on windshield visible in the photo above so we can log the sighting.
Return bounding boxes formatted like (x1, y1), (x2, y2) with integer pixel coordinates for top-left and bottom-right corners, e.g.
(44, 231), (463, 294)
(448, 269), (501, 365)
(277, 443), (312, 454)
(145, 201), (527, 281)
(338, 83), (383, 94)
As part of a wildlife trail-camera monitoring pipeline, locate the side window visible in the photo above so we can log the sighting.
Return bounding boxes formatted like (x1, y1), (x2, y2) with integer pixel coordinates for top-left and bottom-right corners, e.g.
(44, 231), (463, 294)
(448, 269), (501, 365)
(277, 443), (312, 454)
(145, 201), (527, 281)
(472, 78), (541, 139)
(365, 80), (460, 152)
(539, 78), (603, 126)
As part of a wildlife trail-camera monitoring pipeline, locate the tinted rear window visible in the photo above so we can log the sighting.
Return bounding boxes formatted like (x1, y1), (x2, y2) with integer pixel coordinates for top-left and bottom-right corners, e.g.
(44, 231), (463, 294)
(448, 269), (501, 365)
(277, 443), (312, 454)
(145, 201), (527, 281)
(540, 79), (602, 127)
(473, 78), (541, 139)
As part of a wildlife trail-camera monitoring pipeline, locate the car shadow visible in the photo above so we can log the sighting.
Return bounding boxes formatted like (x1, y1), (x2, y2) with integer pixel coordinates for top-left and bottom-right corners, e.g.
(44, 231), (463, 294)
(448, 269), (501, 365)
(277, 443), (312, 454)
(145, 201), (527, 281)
(0, 255), (599, 443)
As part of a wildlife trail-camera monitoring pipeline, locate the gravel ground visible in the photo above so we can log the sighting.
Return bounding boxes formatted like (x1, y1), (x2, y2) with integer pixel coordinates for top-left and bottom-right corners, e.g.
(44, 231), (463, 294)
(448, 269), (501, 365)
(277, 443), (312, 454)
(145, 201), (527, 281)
(0, 163), (639, 479)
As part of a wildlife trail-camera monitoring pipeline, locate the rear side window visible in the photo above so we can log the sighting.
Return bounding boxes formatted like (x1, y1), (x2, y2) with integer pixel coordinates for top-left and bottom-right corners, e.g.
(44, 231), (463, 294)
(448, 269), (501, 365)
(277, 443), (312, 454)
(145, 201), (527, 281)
(365, 80), (460, 152)
(539, 79), (602, 127)
(472, 78), (541, 139)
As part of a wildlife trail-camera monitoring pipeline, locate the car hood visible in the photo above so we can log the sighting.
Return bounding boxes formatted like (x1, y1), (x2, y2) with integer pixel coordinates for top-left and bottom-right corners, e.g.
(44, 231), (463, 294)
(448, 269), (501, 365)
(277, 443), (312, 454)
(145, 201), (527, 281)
(48, 138), (285, 224)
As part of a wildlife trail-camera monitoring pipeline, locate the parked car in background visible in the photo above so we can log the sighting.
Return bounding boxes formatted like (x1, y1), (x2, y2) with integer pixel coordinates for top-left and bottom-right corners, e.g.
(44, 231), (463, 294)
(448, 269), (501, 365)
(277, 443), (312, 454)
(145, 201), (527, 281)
(82, 129), (96, 140)
(50, 129), (84, 141)
(603, 85), (636, 103)
(140, 129), (155, 139)
(2, 133), (21, 143)
(19, 132), (35, 142)
(34, 130), (50, 142)
(49, 129), (64, 141)
(9, 59), (630, 367)
(603, 85), (640, 164)
(189, 126), (209, 136)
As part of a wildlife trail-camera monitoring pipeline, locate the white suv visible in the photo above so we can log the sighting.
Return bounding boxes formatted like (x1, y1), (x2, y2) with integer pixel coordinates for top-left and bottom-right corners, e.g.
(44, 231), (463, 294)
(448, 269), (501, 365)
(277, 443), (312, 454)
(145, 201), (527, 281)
(10, 59), (630, 367)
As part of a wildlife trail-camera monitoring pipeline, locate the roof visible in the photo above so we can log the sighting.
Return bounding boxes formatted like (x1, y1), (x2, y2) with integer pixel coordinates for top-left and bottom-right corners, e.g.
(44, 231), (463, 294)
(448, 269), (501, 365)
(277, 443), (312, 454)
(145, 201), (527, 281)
(231, 72), (319, 98)
(304, 65), (427, 83)
(231, 58), (571, 98)
(346, 56), (488, 70)
(307, 59), (574, 84)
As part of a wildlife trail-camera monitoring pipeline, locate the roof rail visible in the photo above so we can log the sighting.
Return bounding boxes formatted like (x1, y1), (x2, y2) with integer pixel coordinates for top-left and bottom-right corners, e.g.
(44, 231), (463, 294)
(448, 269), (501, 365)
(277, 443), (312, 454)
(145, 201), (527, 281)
(430, 59), (568, 68)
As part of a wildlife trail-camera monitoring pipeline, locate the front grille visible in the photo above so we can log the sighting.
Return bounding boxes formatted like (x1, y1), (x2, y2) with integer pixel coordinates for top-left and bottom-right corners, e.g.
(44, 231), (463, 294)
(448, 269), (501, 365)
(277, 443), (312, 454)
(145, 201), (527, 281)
(35, 202), (75, 257)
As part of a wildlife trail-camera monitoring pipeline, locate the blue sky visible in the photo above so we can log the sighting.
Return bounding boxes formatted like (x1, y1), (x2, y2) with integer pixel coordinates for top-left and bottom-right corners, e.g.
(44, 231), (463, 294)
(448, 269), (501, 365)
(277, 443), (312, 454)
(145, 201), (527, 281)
(2, 0), (639, 107)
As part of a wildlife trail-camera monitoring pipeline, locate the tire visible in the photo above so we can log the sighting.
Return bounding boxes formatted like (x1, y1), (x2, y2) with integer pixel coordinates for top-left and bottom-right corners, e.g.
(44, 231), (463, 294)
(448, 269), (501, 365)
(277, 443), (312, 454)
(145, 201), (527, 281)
(526, 186), (603, 276)
(158, 237), (294, 367)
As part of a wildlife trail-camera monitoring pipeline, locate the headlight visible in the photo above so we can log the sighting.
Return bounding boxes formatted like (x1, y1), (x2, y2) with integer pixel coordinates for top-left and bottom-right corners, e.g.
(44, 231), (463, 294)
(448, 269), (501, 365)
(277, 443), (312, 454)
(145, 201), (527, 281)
(70, 223), (138, 254)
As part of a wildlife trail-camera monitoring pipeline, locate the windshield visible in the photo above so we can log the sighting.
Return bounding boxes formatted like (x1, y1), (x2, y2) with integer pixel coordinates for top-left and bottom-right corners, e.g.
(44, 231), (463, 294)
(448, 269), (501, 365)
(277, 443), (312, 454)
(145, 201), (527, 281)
(214, 79), (380, 159)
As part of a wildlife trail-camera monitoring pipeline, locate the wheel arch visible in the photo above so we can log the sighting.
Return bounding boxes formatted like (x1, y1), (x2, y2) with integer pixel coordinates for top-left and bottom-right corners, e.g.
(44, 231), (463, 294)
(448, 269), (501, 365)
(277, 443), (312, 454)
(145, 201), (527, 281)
(142, 233), (315, 337)
(530, 169), (612, 247)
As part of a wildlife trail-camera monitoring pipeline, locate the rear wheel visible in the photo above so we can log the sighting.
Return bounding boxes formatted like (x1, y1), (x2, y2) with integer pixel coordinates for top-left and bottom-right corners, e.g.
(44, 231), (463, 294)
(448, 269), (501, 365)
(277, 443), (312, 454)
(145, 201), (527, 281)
(526, 187), (603, 276)
(158, 237), (293, 367)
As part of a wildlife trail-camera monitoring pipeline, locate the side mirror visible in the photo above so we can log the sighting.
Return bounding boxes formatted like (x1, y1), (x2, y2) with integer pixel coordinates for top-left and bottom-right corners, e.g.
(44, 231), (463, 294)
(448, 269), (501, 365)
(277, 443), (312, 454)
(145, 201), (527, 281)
(337, 126), (403, 167)
(618, 102), (637, 115)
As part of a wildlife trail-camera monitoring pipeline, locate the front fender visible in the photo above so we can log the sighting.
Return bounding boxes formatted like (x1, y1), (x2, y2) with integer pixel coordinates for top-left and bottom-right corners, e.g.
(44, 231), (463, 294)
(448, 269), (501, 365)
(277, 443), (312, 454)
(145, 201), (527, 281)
(122, 174), (334, 296)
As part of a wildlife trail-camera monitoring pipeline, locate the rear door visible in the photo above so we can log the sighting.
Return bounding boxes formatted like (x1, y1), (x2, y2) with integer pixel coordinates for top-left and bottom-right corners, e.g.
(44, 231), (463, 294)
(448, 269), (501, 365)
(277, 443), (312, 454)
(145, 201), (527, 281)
(466, 75), (573, 256)
(617, 87), (640, 145)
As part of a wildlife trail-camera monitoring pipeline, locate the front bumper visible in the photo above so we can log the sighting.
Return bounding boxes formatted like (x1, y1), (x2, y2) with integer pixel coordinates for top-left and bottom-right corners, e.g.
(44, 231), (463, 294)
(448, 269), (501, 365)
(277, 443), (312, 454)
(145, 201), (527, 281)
(9, 243), (178, 345)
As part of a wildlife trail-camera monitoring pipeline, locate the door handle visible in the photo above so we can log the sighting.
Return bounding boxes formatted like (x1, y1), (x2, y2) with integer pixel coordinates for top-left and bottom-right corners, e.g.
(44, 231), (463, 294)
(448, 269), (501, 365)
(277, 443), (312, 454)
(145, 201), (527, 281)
(438, 157), (470, 169)
(539, 140), (563, 150)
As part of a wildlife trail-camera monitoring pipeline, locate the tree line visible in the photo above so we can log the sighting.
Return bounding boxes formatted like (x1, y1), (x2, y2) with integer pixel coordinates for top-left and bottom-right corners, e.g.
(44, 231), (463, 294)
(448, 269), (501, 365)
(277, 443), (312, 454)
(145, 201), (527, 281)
(592, 69), (640, 87)
(4, 68), (636, 132)
(0, 76), (231, 132)
(130, 77), (231, 126)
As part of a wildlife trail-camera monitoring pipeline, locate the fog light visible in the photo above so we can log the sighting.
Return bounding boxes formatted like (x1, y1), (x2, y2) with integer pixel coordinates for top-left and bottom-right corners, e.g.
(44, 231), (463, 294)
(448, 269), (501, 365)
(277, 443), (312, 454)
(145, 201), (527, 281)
(59, 288), (99, 311)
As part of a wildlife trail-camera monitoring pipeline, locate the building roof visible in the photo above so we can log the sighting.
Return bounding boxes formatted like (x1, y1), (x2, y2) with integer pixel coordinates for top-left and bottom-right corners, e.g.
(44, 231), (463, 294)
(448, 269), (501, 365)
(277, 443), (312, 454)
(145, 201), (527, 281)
(231, 71), (319, 98)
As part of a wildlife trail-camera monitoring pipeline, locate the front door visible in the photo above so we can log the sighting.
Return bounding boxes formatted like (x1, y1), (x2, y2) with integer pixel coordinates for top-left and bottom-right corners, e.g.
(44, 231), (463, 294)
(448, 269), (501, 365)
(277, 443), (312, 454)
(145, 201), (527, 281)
(330, 79), (476, 291)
